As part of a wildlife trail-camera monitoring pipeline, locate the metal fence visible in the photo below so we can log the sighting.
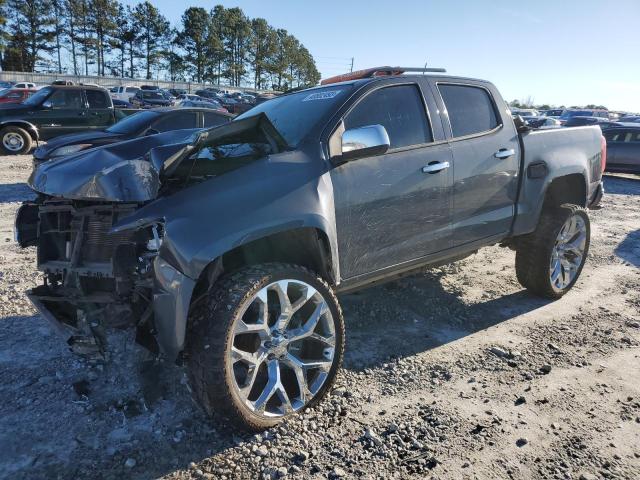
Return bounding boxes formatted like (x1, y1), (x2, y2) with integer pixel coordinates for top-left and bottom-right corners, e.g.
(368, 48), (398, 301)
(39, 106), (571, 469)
(0, 71), (273, 94)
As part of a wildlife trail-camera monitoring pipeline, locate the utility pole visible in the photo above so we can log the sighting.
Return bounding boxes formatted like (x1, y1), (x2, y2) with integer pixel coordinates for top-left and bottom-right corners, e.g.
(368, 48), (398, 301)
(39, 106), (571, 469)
(350, 57), (354, 73)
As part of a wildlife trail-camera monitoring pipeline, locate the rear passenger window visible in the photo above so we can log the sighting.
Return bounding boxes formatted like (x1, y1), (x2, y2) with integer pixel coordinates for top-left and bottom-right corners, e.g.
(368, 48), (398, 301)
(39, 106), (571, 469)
(86, 90), (110, 108)
(152, 111), (198, 132)
(344, 85), (432, 149)
(203, 112), (228, 128)
(439, 84), (499, 137)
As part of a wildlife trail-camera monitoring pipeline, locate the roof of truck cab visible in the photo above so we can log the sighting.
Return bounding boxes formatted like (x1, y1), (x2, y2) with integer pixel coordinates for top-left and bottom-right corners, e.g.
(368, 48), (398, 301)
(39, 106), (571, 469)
(49, 85), (109, 91)
(314, 73), (492, 90)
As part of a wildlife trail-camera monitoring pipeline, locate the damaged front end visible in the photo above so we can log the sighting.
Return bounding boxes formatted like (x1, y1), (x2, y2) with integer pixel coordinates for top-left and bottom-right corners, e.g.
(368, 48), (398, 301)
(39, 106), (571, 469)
(16, 114), (286, 362)
(16, 198), (171, 360)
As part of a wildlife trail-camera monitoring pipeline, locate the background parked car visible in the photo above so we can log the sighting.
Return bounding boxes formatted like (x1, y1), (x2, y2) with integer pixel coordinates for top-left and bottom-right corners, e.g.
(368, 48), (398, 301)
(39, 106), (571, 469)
(51, 80), (74, 86)
(564, 116), (621, 129)
(0, 81), (14, 89)
(526, 117), (561, 129)
(14, 82), (37, 89)
(255, 93), (277, 105)
(131, 90), (173, 108)
(177, 100), (229, 113)
(32, 107), (232, 164)
(112, 99), (135, 108)
(511, 108), (539, 117)
(0, 88), (36, 104)
(541, 108), (564, 118)
(602, 126), (640, 173)
(111, 85), (140, 102)
(0, 85), (119, 154)
(559, 109), (609, 124)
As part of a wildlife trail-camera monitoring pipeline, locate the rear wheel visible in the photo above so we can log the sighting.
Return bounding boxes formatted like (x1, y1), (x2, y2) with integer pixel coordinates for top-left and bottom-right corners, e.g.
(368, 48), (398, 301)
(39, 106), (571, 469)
(0, 126), (32, 155)
(515, 204), (590, 299)
(186, 263), (344, 430)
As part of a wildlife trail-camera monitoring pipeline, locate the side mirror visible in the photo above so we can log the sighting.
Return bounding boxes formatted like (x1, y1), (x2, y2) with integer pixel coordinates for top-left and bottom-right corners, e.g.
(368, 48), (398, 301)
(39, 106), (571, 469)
(42, 100), (53, 109)
(339, 124), (390, 162)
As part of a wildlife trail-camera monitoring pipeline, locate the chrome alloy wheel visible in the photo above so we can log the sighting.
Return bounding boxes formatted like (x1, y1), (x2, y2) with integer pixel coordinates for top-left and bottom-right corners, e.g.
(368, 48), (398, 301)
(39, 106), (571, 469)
(550, 213), (587, 292)
(229, 279), (336, 418)
(2, 132), (24, 152)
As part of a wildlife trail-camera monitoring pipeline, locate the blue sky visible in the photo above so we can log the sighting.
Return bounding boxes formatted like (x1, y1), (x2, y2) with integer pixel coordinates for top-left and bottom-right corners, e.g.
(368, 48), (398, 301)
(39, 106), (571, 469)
(124, 0), (640, 111)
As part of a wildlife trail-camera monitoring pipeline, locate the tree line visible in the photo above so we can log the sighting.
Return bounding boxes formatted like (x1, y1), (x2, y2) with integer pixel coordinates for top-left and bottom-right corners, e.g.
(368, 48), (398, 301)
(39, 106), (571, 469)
(0, 0), (321, 90)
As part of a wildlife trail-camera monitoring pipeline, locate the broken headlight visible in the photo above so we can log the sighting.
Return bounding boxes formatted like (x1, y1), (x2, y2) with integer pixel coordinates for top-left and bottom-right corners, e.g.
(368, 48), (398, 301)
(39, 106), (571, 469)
(146, 224), (163, 251)
(50, 143), (93, 157)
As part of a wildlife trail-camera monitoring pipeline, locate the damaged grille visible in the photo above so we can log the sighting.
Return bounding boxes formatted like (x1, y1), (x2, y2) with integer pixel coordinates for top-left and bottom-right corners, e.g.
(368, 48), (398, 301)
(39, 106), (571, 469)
(38, 200), (138, 275)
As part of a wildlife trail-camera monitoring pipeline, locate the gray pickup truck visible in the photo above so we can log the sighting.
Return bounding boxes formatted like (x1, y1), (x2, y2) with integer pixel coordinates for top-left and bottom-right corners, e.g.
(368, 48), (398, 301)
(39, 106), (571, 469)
(15, 67), (605, 430)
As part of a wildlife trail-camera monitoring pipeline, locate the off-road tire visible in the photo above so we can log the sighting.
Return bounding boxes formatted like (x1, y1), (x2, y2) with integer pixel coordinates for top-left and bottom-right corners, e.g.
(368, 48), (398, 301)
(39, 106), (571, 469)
(0, 126), (32, 155)
(515, 204), (590, 299)
(186, 263), (345, 431)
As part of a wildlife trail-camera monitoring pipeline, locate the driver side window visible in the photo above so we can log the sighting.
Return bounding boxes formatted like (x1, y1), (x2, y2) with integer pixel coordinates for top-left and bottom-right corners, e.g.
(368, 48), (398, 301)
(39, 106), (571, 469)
(344, 84), (432, 149)
(47, 89), (83, 109)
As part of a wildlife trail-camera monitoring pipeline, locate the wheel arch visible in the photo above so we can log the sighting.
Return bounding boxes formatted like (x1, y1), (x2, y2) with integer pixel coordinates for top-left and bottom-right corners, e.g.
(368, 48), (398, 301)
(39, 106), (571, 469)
(0, 120), (39, 141)
(190, 226), (337, 305)
(541, 173), (588, 210)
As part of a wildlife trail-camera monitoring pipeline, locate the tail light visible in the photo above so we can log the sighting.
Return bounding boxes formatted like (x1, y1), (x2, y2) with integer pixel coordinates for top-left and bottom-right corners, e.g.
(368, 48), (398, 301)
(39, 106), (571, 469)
(600, 135), (607, 173)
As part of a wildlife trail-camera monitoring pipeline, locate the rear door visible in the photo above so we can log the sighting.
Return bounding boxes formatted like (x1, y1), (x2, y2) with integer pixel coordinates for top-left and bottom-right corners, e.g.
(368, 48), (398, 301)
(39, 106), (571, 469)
(605, 129), (640, 170)
(429, 80), (520, 246)
(34, 88), (87, 139)
(330, 82), (453, 279)
(85, 89), (114, 129)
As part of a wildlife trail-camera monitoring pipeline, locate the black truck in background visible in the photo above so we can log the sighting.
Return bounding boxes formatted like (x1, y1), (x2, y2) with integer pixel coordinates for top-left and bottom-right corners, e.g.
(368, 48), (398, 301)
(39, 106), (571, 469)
(0, 85), (131, 155)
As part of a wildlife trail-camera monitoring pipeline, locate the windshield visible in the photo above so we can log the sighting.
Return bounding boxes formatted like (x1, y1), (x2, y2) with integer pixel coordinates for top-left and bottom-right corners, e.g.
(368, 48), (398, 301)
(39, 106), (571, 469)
(23, 87), (53, 105)
(106, 110), (159, 134)
(234, 85), (352, 146)
(560, 110), (593, 120)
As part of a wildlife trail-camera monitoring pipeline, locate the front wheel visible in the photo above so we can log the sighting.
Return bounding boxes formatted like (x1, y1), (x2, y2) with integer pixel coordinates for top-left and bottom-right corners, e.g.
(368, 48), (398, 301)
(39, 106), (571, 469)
(0, 126), (32, 155)
(515, 204), (590, 299)
(186, 263), (345, 430)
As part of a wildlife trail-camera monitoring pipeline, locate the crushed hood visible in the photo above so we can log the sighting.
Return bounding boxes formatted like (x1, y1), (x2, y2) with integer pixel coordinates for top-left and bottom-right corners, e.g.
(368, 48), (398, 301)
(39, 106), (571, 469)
(28, 114), (288, 203)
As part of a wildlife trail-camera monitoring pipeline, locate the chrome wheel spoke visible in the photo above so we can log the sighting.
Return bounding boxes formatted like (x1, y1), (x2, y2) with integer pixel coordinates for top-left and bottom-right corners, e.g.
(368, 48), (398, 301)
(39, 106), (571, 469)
(309, 332), (336, 347)
(253, 359), (280, 412)
(288, 301), (327, 341)
(282, 353), (312, 403)
(231, 346), (266, 366)
(564, 232), (586, 256)
(271, 280), (317, 331)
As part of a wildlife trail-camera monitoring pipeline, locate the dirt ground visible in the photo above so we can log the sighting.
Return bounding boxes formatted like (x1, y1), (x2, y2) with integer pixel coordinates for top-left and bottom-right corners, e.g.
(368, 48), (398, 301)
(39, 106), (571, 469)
(0, 153), (638, 480)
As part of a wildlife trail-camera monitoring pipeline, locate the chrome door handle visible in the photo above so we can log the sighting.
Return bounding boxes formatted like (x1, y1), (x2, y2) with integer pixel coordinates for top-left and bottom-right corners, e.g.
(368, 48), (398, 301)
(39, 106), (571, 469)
(494, 148), (515, 159)
(422, 161), (450, 174)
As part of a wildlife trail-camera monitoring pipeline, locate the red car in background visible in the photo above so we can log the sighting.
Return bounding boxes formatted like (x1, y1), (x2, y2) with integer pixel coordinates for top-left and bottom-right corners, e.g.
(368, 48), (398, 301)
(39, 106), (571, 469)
(0, 88), (37, 104)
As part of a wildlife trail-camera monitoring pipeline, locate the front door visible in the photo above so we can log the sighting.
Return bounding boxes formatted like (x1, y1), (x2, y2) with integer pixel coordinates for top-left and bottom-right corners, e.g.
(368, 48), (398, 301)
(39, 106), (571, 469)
(432, 82), (520, 246)
(330, 83), (453, 279)
(34, 88), (86, 139)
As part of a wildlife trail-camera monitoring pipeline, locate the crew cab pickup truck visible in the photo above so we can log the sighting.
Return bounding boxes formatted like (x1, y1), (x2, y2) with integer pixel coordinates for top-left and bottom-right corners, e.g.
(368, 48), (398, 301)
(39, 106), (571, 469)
(15, 67), (606, 430)
(0, 85), (127, 154)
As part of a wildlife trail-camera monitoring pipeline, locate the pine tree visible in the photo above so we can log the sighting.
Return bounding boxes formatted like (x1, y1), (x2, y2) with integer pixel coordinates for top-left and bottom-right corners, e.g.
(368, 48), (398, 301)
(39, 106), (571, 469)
(132, 1), (170, 80)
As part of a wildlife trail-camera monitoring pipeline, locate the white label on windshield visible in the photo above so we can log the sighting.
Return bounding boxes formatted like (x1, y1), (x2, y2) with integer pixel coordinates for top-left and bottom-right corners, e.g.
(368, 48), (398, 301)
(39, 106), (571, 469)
(302, 90), (341, 102)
